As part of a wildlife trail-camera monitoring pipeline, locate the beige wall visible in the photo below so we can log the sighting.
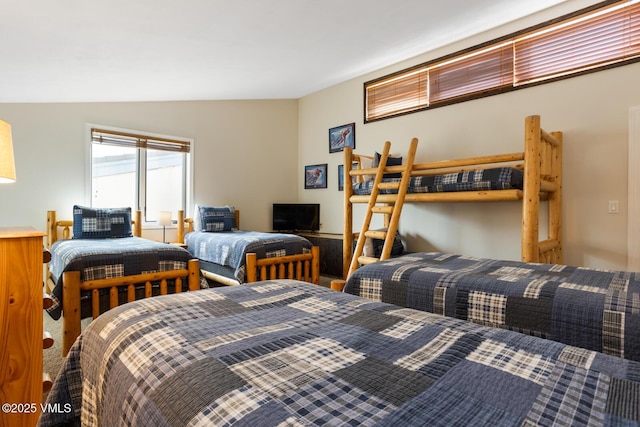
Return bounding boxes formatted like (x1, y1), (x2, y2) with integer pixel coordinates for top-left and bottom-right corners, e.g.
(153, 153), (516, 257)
(298, 0), (640, 270)
(1, 0), (637, 271)
(0, 100), (299, 238)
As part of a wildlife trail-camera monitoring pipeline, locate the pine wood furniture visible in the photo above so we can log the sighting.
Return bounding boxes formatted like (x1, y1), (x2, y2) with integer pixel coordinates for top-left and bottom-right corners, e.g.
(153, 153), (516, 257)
(46, 210), (200, 356)
(342, 115), (562, 279)
(0, 227), (47, 426)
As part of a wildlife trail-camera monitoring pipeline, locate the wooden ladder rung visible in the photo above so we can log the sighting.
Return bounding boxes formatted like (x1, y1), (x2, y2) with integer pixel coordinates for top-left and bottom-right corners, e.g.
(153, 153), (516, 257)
(358, 256), (380, 265)
(379, 182), (401, 190)
(371, 206), (394, 215)
(364, 230), (387, 240)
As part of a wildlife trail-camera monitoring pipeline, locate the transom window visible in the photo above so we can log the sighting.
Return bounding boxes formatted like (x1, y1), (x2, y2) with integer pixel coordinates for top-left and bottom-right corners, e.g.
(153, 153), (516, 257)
(365, 0), (640, 122)
(89, 127), (192, 223)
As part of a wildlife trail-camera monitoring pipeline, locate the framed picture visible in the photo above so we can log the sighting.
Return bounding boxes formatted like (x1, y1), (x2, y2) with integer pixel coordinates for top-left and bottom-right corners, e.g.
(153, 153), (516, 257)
(338, 162), (358, 191)
(305, 163), (328, 189)
(329, 123), (355, 153)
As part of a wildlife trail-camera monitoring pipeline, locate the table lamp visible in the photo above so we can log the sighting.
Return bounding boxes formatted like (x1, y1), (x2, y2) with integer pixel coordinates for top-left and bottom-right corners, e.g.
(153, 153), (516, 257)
(159, 211), (172, 243)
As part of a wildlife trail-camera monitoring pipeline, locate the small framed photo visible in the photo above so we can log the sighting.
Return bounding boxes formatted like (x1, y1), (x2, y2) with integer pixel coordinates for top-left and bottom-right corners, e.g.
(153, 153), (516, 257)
(338, 162), (358, 191)
(329, 123), (355, 153)
(305, 163), (328, 189)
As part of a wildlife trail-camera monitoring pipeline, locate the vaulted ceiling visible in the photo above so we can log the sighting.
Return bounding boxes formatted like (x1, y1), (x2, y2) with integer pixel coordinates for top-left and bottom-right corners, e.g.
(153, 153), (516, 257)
(1, 0), (571, 102)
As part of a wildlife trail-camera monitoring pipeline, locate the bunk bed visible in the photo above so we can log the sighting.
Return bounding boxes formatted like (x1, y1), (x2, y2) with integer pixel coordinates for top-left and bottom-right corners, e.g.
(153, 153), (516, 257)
(178, 206), (320, 286)
(342, 114), (562, 278)
(40, 279), (640, 427)
(46, 207), (201, 356)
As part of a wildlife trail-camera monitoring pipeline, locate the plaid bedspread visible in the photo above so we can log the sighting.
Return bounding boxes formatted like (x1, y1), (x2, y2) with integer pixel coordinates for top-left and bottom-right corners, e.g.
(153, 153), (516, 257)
(344, 252), (640, 362)
(39, 280), (640, 427)
(353, 167), (523, 195)
(185, 230), (313, 282)
(47, 237), (197, 320)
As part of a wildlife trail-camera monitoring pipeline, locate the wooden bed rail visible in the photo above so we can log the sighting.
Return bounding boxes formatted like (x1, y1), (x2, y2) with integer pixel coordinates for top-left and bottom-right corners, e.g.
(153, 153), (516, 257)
(61, 258), (200, 356)
(246, 246), (320, 284)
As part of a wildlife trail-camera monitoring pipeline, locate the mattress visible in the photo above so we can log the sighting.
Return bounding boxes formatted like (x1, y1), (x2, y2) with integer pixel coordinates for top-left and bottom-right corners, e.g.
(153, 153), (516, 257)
(352, 167), (523, 195)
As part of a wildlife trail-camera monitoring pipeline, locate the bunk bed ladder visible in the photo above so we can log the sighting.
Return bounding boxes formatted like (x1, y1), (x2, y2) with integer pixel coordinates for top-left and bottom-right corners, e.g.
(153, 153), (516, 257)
(347, 138), (418, 277)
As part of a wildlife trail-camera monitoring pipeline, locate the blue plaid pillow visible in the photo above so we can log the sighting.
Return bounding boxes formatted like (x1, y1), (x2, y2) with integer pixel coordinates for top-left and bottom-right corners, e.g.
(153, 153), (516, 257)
(359, 228), (404, 258)
(373, 152), (403, 178)
(72, 205), (133, 239)
(198, 206), (236, 232)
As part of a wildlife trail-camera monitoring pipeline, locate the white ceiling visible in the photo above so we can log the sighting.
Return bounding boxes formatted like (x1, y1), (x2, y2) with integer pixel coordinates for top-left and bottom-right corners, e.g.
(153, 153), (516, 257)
(0, 0), (570, 103)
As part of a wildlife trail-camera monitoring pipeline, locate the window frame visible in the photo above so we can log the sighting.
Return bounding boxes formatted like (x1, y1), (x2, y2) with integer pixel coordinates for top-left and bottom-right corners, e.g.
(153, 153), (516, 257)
(85, 124), (194, 225)
(364, 0), (640, 123)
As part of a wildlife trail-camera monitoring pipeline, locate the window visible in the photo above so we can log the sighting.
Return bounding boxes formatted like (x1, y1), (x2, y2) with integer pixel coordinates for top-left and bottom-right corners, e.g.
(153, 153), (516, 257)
(90, 127), (192, 223)
(365, 0), (640, 122)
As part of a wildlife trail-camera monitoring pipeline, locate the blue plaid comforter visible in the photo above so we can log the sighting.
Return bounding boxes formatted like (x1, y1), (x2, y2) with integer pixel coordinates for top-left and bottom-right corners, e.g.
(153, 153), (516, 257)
(344, 252), (640, 362)
(47, 237), (196, 320)
(39, 280), (640, 426)
(353, 167), (523, 195)
(185, 230), (313, 283)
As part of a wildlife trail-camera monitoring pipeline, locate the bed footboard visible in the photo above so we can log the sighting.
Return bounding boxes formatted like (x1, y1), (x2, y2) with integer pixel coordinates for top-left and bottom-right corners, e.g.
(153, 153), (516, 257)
(246, 246), (320, 285)
(61, 258), (200, 356)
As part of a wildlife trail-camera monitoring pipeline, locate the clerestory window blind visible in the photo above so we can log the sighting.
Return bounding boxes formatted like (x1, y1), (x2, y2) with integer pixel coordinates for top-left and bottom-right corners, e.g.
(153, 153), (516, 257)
(429, 43), (514, 103)
(365, 0), (640, 123)
(366, 68), (428, 121)
(514, 1), (640, 84)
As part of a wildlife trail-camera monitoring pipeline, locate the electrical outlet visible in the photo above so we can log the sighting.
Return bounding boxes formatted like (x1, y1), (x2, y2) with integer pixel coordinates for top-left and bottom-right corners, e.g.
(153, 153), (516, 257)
(608, 200), (619, 214)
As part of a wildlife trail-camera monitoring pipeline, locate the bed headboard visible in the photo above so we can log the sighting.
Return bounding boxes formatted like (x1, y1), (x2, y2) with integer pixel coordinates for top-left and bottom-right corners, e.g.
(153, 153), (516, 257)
(46, 209), (142, 248)
(178, 209), (240, 243)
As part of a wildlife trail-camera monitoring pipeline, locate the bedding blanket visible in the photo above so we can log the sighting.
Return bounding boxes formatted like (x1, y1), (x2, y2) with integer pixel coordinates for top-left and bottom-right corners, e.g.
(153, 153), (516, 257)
(185, 230), (313, 283)
(40, 280), (640, 426)
(344, 252), (640, 361)
(47, 236), (197, 320)
(352, 167), (523, 195)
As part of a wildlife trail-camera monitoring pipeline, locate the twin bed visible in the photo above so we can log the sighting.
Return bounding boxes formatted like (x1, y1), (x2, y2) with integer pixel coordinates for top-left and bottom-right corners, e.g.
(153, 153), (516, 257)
(40, 115), (640, 425)
(177, 206), (319, 286)
(45, 207), (201, 356)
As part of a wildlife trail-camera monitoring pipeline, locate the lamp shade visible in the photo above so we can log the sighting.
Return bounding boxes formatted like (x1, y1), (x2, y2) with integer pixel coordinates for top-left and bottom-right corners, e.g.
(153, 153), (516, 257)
(159, 211), (172, 226)
(0, 120), (16, 183)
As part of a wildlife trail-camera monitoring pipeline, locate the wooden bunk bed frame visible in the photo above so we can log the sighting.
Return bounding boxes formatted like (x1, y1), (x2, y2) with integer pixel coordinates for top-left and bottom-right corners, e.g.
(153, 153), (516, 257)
(46, 209), (201, 356)
(342, 114), (562, 279)
(176, 210), (321, 286)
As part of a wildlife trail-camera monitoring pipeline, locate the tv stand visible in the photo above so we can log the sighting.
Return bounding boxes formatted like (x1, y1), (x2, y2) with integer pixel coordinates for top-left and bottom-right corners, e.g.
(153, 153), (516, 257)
(296, 232), (342, 278)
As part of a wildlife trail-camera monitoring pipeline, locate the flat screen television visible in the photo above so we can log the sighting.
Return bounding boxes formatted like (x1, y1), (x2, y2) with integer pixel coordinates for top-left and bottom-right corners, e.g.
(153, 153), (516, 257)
(272, 203), (320, 232)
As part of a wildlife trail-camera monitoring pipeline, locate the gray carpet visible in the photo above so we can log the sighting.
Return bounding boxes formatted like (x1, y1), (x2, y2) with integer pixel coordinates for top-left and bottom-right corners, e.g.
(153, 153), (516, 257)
(43, 314), (90, 398)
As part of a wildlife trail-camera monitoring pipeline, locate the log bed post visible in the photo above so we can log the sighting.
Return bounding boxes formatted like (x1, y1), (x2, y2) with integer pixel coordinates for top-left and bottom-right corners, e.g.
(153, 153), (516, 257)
(343, 147), (355, 279)
(522, 115), (542, 262)
(61, 271), (81, 357)
(548, 131), (563, 263)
